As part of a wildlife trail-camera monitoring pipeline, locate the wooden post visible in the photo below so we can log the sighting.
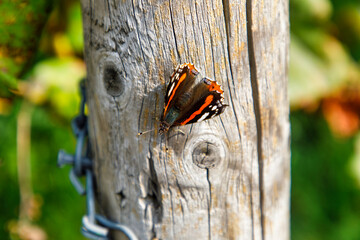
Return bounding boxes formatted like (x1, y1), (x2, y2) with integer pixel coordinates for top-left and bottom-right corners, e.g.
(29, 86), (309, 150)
(81, 0), (289, 239)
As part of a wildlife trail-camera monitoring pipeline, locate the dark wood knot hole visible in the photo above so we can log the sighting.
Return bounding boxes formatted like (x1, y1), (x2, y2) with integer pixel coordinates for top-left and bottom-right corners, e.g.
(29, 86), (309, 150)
(103, 64), (124, 97)
(192, 141), (221, 169)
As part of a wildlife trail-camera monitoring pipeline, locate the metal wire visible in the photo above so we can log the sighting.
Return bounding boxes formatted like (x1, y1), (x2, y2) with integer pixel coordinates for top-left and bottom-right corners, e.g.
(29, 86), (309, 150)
(57, 80), (138, 240)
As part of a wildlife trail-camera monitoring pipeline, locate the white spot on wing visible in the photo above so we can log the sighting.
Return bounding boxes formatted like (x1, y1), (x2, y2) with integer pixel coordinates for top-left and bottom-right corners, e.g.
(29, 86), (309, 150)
(168, 82), (175, 96)
(211, 106), (217, 111)
(197, 112), (210, 122)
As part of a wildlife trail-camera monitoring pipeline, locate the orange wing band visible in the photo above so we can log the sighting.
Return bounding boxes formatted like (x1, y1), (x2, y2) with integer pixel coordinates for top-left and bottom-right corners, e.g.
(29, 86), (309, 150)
(180, 95), (214, 125)
(164, 73), (187, 117)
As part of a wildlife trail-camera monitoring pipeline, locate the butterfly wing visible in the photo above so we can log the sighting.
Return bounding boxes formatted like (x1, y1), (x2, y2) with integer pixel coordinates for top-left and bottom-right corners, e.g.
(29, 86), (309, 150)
(173, 77), (227, 126)
(162, 63), (199, 120)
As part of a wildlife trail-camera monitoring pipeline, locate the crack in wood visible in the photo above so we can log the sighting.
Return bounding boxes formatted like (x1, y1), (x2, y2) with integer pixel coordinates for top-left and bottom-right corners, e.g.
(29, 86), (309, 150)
(116, 190), (126, 208)
(188, 3), (199, 62)
(139, 150), (164, 239)
(138, 97), (145, 133)
(89, 0), (94, 47)
(161, 142), (176, 238)
(140, 2), (156, 79)
(175, 178), (187, 201)
(168, 0), (180, 60)
(180, 4), (191, 60)
(105, 0), (113, 29)
(175, 177), (186, 223)
(220, 0), (243, 150)
(194, 2), (207, 66)
(246, 0), (265, 240)
(131, 0), (147, 62)
(147, 150), (163, 222)
(206, 168), (212, 240)
(222, 0), (233, 81)
(203, 3), (216, 78)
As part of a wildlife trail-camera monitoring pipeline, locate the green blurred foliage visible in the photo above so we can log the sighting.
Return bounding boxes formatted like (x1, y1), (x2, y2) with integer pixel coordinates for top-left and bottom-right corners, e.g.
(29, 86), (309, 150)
(0, 0), (86, 239)
(290, 0), (360, 239)
(291, 111), (360, 240)
(0, 101), (86, 239)
(289, 0), (360, 108)
(0, 0), (53, 96)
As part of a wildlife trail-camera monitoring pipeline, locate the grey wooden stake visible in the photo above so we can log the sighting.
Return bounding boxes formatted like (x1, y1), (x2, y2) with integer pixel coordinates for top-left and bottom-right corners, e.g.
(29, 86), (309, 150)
(81, 0), (290, 239)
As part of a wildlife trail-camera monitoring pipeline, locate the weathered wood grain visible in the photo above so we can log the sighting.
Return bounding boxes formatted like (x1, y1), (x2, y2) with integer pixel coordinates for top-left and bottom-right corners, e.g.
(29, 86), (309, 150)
(80, 0), (289, 239)
(247, 0), (290, 239)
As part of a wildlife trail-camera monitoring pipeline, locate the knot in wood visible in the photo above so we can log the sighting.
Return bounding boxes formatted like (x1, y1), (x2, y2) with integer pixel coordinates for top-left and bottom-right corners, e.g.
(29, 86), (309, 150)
(98, 53), (132, 110)
(192, 141), (221, 169)
(184, 132), (226, 169)
(103, 63), (124, 97)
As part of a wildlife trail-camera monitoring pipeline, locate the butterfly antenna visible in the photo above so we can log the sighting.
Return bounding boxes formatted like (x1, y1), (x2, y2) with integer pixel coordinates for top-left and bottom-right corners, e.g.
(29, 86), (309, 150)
(137, 128), (156, 136)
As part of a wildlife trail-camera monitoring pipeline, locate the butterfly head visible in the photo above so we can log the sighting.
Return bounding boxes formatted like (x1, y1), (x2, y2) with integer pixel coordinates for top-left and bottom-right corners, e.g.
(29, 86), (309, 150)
(159, 121), (170, 135)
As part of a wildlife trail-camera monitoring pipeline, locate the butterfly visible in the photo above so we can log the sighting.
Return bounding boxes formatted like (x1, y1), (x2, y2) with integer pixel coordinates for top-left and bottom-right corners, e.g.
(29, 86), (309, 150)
(158, 63), (227, 134)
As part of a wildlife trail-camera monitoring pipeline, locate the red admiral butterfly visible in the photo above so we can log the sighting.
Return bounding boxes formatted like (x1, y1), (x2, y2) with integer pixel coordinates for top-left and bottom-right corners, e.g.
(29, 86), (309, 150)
(158, 63), (227, 134)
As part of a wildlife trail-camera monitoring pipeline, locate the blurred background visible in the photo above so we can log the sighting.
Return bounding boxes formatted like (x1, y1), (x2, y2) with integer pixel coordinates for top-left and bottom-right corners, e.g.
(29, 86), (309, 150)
(0, 0), (360, 239)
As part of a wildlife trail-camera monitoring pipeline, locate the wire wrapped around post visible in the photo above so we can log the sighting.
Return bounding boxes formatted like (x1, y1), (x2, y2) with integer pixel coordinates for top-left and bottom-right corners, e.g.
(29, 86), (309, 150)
(57, 79), (138, 240)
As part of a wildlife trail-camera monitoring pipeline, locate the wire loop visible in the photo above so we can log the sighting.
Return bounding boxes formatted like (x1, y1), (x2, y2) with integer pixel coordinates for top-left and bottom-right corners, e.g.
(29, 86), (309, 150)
(57, 79), (138, 240)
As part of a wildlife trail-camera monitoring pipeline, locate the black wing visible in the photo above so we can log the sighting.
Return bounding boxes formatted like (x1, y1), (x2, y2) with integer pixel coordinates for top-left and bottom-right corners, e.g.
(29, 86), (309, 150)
(173, 91), (227, 126)
(162, 63), (198, 120)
